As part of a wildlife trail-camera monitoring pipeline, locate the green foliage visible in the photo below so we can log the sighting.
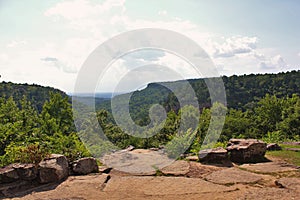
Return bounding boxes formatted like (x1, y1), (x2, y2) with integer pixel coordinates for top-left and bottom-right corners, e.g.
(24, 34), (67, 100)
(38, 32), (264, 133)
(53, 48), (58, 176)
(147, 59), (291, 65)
(0, 93), (90, 167)
(0, 143), (50, 166)
(1, 71), (300, 167)
(262, 131), (284, 143)
(165, 129), (196, 158)
(266, 148), (300, 166)
(0, 81), (67, 112)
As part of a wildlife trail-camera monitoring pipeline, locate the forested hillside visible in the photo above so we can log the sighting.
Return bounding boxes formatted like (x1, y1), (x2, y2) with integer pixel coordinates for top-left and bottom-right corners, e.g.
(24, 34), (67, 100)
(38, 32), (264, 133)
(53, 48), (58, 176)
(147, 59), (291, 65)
(97, 70), (300, 124)
(0, 82), (67, 112)
(0, 71), (299, 167)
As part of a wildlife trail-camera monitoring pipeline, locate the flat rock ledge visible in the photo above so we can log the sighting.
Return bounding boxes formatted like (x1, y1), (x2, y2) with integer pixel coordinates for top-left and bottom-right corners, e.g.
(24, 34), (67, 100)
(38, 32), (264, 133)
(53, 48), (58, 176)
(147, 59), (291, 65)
(205, 167), (263, 184)
(240, 162), (298, 173)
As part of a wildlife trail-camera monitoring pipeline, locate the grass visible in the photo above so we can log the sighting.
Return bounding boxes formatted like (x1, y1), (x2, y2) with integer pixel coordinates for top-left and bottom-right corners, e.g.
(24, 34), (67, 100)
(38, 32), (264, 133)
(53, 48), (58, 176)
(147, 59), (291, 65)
(266, 143), (300, 166)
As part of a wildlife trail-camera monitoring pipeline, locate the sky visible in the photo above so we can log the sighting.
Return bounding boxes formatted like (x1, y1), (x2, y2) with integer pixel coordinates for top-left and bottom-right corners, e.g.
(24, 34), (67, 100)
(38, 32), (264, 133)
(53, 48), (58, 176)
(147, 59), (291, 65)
(0, 0), (299, 93)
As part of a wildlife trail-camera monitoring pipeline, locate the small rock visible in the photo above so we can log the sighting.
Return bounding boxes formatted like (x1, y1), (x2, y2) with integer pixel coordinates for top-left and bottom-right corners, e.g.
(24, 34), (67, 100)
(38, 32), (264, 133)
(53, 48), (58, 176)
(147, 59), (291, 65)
(72, 157), (99, 175)
(267, 143), (282, 151)
(13, 163), (37, 181)
(149, 148), (159, 151)
(282, 141), (300, 146)
(185, 156), (198, 162)
(198, 147), (229, 164)
(38, 154), (69, 184)
(98, 166), (112, 174)
(0, 165), (19, 183)
(226, 139), (267, 163)
(285, 148), (300, 152)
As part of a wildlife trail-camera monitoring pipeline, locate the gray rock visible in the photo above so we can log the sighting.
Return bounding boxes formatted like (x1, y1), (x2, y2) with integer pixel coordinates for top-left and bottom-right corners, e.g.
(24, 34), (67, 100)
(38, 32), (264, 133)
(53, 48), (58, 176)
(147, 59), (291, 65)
(72, 157), (99, 175)
(13, 163), (37, 181)
(38, 154), (69, 183)
(0, 165), (19, 183)
(198, 147), (229, 164)
(266, 143), (282, 151)
(226, 139), (267, 163)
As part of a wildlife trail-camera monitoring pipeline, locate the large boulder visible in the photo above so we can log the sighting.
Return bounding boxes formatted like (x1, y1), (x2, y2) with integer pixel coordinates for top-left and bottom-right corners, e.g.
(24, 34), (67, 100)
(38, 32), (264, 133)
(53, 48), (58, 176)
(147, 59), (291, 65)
(198, 147), (229, 164)
(0, 165), (19, 183)
(72, 157), (99, 175)
(13, 163), (37, 181)
(226, 139), (267, 163)
(38, 154), (69, 184)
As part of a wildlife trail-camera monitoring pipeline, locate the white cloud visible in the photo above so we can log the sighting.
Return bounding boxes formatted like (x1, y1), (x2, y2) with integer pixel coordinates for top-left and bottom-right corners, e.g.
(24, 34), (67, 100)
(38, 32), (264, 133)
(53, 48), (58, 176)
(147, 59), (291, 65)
(41, 57), (77, 74)
(158, 10), (168, 16)
(2, 0), (293, 93)
(212, 36), (257, 58)
(259, 54), (287, 70)
(6, 40), (27, 48)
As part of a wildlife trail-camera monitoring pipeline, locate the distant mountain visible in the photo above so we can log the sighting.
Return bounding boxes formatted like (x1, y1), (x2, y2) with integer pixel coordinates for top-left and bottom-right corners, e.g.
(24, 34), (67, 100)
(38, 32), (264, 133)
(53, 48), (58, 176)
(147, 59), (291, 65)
(97, 70), (300, 124)
(0, 81), (67, 112)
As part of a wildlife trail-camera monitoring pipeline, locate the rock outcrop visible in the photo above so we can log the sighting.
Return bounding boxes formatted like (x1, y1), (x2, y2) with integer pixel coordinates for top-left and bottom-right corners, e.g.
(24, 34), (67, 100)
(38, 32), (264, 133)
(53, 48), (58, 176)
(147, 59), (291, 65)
(0, 165), (19, 183)
(72, 157), (99, 175)
(266, 143), (282, 151)
(38, 154), (69, 183)
(226, 139), (267, 163)
(198, 147), (229, 164)
(13, 163), (37, 181)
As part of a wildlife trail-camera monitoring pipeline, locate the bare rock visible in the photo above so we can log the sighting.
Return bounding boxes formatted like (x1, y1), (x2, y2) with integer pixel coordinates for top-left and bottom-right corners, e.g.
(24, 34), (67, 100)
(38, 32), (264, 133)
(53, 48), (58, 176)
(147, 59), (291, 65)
(240, 162), (298, 173)
(186, 162), (224, 178)
(103, 176), (236, 195)
(38, 154), (69, 184)
(72, 157), (99, 175)
(241, 187), (300, 200)
(185, 155), (198, 161)
(226, 139), (267, 163)
(266, 143), (282, 151)
(285, 147), (300, 152)
(275, 177), (300, 190)
(161, 160), (190, 176)
(282, 141), (300, 146)
(205, 167), (263, 184)
(0, 165), (19, 183)
(198, 147), (229, 164)
(98, 166), (112, 174)
(13, 163), (37, 181)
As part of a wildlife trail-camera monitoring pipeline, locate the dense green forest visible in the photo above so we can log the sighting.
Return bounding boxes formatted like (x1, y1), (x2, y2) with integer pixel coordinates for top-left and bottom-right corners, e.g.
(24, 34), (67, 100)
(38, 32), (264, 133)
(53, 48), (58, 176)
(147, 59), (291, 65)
(0, 82), (67, 112)
(0, 71), (299, 166)
(97, 70), (300, 125)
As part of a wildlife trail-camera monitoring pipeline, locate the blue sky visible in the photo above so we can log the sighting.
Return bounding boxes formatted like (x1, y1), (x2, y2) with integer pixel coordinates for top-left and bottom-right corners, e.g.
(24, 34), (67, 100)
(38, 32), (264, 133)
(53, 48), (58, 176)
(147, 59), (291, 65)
(0, 0), (299, 92)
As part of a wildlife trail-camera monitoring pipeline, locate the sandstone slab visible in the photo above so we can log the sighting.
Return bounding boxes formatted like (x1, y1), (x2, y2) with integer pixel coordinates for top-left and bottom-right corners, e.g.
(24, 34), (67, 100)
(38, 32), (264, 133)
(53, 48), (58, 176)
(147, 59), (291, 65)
(205, 167), (263, 184)
(103, 176), (236, 195)
(275, 177), (300, 190)
(161, 160), (190, 176)
(240, 162), (298, 173)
